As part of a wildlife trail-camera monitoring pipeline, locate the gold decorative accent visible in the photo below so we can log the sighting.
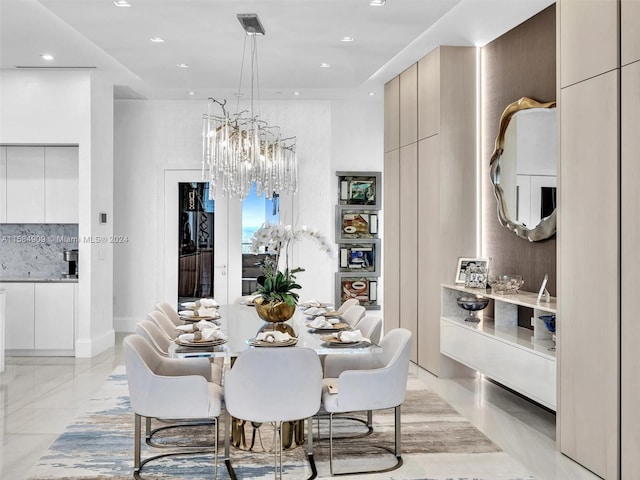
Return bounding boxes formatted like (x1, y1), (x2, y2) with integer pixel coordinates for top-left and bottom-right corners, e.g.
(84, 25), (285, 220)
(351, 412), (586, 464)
(489, 97), (557, 242)
(254, 299), (296, 323)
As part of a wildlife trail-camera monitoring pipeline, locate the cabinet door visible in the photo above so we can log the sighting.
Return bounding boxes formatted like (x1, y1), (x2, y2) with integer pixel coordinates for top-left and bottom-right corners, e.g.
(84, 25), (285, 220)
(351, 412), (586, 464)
(34, 283), (75, 350)
(399, 64), (418, 147)
(45, 146), (79, 223)
(622, 0), (640, 66)
(383, 150), (400, 331)
(3, 283), (35, 350)
(417, 48), (440, 140)
(0, 147), (6, 223)
(6, 146), (45, 223)
(399, 144), (418, 362)
(384, 77), (400, 153)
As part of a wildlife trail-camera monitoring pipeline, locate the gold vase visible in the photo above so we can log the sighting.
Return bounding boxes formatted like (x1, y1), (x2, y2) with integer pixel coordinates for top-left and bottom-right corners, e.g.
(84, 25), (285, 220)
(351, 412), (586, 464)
(254, 299), (296, 323)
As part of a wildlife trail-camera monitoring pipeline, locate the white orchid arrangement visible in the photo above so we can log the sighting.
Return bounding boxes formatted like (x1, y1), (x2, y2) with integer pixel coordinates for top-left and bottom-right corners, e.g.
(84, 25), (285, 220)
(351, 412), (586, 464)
(249, 222), (335, 306)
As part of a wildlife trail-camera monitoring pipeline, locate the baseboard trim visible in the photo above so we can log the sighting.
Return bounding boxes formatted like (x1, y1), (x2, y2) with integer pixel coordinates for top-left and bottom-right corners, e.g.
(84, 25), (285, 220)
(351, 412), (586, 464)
(75, 329), (115, 358)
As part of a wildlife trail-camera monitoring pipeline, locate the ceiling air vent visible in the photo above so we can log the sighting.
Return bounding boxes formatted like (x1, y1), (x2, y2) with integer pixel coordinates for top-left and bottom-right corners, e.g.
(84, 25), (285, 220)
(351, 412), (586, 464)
(237, 13), (265, 35)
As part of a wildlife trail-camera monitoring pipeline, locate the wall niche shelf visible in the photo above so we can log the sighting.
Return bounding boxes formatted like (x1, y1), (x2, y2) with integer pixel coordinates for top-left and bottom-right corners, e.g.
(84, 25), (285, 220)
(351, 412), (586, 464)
(440, 283), (557, 410)
(335, 171), (381, 310)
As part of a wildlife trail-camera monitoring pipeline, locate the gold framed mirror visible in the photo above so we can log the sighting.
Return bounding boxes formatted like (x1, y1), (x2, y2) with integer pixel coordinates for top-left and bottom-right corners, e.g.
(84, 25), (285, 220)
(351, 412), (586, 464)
(489, 97), (557, 242)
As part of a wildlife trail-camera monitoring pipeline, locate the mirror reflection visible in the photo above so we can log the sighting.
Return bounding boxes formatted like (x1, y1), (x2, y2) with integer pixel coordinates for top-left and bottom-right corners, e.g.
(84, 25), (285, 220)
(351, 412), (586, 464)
(489, 97), (557, 242)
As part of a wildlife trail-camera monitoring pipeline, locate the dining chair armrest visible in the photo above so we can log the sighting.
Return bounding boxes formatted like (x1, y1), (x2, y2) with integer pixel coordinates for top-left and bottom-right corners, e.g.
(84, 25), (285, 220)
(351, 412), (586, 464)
(323, 353), (384, 379)
(157, 357), (212, 381)
(141, 374), (212, 419)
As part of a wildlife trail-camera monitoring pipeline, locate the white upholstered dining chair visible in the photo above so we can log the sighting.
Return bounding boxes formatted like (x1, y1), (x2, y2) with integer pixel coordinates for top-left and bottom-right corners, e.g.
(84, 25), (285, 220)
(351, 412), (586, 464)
(155, 302), (182, 326)
(336, 298), (359, 315)
(147, 310), (177, 339)
(224, 347), (323, 480)
(321, 328), (412, 476)
(354, 315), (383, 345)
(135, 319), (224, 385)
(123, 334), (223, 479)
(340, 305), (366, 327)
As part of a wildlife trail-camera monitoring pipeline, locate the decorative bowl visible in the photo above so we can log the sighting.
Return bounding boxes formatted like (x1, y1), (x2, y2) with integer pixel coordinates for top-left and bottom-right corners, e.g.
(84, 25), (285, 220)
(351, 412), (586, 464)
(254, 298), (296, 323)
(456, 296), (490, 323)
(539, 314), (556, 333)
(488, 274), (524, 294)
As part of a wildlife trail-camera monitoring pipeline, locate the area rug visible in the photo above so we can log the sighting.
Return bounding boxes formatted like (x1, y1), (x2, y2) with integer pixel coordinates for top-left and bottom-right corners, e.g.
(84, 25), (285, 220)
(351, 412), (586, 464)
(27, 367), (536, 480)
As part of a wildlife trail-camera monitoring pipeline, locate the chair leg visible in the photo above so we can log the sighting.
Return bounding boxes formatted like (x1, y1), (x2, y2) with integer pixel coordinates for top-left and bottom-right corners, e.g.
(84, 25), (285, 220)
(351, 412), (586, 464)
(134, 413), (142, 474)
(213, 417), (219, 480)
(329, 412), (335, 476)
(394, 405), (401, 457)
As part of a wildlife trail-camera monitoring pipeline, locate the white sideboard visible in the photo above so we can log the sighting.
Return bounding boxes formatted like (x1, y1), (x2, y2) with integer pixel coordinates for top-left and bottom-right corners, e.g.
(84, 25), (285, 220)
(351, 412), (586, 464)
(440, 284), (557, 410)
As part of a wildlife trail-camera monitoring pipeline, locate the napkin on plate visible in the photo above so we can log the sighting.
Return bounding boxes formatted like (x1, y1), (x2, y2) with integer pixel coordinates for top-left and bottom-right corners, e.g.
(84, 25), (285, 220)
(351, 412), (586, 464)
(178, 310), (195, 317)
(194, 307), (221, 318)
(195, 319), (219, 331)
(337, 330), (365, 343)
(305, 307), (327, 316)
(181, 301), (197, 309)
(199, 298), (219, 308)
(200, 328), (227, 341)
(176, 324), (195, 333)
(243, 293), (261, 305)
(309, 316), (334, 329)
(255, 331), (292, 343)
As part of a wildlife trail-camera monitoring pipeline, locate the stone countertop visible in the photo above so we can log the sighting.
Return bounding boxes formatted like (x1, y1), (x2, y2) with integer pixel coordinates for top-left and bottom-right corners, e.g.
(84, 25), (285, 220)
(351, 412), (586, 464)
(0, 277), (79, 283)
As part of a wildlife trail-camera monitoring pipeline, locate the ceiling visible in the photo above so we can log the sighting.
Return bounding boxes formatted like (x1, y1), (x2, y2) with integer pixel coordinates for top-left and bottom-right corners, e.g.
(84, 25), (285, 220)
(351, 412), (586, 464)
(0, 0), (555, 101)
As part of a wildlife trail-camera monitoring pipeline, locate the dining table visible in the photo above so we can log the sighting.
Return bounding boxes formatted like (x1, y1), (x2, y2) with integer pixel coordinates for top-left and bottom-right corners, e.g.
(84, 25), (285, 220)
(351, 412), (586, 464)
(168, 302), (382, 480)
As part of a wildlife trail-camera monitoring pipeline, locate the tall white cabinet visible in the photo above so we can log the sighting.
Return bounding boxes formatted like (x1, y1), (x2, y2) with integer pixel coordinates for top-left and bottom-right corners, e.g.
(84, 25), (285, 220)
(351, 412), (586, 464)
(384, 46), (476, 373)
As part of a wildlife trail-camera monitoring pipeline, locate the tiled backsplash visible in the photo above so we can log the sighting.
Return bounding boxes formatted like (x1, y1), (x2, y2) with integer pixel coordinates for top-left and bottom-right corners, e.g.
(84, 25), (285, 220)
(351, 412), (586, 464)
(0, 224), (79, 278)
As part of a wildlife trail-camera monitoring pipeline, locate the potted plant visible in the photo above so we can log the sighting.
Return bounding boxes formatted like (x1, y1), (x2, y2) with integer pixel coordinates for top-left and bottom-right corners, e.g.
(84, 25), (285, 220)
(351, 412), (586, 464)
(250, 223), (334, 323)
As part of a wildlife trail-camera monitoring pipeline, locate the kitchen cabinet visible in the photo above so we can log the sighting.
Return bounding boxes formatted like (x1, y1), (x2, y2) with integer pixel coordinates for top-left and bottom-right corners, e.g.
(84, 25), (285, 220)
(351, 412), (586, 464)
(3, 145), (78, 224)
(3, 282), (76, 355)
(6, 146), (45, 223)
(44, 146), (79, 223)
(4, 282), (36, 350)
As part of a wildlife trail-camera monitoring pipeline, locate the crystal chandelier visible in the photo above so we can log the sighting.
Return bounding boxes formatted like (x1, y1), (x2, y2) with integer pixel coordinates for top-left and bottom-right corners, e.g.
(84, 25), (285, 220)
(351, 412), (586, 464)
(202, 13), (298, 200)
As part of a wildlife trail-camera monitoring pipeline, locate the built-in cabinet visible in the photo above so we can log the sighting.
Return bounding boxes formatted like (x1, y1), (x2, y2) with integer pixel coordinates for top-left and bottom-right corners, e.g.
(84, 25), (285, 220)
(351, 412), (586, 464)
(559, 0), (631, 477)
(384, 46), (476, 373)
(3, 282), (76, 355)
(440, 284), (557, 410)
(1, 146), (78, 224)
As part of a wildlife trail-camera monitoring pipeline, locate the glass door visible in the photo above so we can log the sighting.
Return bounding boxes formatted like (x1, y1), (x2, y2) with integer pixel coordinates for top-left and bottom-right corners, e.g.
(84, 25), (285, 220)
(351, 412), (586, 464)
(163, 170), (241, 308)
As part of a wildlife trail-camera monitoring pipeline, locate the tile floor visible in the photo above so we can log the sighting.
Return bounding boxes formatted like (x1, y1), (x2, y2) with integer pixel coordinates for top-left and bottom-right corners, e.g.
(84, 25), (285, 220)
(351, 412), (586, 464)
(0, 334), (600, 480)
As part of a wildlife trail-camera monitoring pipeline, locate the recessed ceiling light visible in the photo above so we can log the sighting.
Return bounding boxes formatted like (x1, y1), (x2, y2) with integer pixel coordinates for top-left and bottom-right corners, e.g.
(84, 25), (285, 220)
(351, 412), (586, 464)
(176, 63), (189, 68)
(320, 63), (330, 68)
(340, 36), (354, 42)
(187, 91), (196, 96)
(370, 0), (386, 6)
(293, 92), (301, 96)
(150, 37), (165, 43)
(113, 1), (131, 7)
(368, 92), (376, 96)
(41, 54), (54, 61)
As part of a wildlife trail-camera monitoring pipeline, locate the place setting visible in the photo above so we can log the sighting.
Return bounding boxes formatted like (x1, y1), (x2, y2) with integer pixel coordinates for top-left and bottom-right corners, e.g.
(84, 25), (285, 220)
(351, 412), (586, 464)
(174, 324), (228, 348)
(305, 315), (351, 333)
(321, 330), (370, 348)
(178, 298), (221, 322)
(247, 330), (298, 347)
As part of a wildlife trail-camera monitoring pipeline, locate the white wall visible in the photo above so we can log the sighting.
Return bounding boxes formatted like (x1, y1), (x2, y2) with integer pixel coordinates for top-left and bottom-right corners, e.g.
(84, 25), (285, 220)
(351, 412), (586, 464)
(113, 98), (382, 331)
(0, 70), (115, 357)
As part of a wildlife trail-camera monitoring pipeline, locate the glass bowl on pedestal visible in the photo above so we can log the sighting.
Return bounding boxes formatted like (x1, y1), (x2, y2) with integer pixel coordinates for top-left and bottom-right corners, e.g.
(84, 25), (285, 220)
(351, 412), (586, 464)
(456, 296), (490, 323)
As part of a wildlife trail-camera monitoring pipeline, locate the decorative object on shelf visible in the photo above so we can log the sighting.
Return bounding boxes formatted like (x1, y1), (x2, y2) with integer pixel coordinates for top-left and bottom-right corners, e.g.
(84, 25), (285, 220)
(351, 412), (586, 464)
(489, 97), (557, 242)
(338, 241), (379, 274)
(337, 172), (381, 208)
(201, 13), (297, 200)
(337, 276), (378, 307)
(336, 207), (379, 241)
(456, 295), (490, 323)
(488, 274), (524, 294)
(249, 222), (334, 324)
(455, 257), (489, 287)
(536, 273), (551, 304)
(539, 314), (556, 351)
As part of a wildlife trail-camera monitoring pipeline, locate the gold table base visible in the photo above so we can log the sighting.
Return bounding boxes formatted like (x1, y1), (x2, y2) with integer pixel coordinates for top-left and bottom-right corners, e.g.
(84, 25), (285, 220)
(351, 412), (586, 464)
(230, 417), (306, 451)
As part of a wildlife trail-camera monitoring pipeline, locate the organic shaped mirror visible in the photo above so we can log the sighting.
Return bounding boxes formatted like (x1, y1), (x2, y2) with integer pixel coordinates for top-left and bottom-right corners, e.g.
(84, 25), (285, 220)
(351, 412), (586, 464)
(489, 97), (557, 242)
